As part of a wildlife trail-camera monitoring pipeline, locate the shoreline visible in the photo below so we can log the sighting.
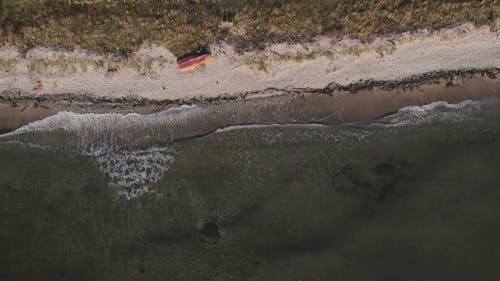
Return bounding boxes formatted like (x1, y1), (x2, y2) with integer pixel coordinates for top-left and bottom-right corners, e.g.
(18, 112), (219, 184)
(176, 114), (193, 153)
(1, 22), (499, 133)
(1, 69), (498, 135)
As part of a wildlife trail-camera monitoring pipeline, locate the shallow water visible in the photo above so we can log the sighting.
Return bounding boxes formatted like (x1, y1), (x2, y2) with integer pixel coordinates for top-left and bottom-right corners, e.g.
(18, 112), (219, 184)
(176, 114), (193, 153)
(2, 98), (500, 280)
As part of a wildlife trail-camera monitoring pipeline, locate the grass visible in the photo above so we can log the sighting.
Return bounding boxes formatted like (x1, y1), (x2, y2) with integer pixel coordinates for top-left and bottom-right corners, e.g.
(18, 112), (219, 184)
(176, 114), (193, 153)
(243, 59), (268, 73)
(271, 51), (334, 64)
(0, 59), (16, 72)
(0, 0), (498, 56)
(20, 55), (171, 76)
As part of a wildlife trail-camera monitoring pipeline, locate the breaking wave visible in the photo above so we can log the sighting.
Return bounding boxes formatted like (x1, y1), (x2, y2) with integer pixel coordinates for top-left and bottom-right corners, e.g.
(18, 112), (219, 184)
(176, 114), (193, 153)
(0, 105), (211, 199)
(1, 97), (497, 198)
(375, 100), (484, 127)
(3, 105), (211, 149)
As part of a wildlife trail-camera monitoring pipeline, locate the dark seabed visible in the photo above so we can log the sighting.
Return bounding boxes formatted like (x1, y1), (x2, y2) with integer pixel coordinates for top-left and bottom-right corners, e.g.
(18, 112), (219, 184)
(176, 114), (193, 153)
(1, 98), (500, 280)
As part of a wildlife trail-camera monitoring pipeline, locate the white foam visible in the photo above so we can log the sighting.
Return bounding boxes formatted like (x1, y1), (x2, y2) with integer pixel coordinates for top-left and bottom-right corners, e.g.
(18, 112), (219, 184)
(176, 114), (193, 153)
(379, 100), (482, 127)
(399, 100), (480, 112)
(1, 105), (206, 199)
(214, 123), (329, 133)
(5, 104), (207, 150)
(90, 146), (175, 199)
(11, 104), (201, 135)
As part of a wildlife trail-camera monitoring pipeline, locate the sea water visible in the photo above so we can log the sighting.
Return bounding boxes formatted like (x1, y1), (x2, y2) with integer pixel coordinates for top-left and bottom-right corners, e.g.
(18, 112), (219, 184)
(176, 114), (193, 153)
(1, 98), (500, 280)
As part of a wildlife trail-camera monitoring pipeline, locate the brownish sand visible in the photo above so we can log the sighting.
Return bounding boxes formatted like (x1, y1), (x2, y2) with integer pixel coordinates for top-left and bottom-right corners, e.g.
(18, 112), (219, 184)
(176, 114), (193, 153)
(295, 73), (500, 123)
(0, 103), (53, 133)
(211, 72), (500, 127)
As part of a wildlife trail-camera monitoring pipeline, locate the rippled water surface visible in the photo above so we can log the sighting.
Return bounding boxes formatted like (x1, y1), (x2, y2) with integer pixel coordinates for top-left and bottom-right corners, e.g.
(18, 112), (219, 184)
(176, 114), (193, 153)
(2, 98), (500, 280)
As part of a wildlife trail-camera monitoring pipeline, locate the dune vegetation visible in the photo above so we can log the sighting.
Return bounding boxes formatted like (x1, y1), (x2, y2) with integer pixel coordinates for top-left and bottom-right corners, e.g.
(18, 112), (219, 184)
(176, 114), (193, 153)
(0, 0), (498, 56)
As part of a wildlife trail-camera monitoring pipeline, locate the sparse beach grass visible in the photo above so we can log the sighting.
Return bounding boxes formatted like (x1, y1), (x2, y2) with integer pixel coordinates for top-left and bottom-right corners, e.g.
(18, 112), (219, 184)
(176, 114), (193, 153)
(0, 59), (16, 72)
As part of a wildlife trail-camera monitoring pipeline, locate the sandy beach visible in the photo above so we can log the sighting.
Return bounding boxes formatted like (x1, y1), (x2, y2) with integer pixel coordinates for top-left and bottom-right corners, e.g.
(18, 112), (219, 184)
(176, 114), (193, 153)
(1, 70), (498, 139)
(1, 22), (499, 101)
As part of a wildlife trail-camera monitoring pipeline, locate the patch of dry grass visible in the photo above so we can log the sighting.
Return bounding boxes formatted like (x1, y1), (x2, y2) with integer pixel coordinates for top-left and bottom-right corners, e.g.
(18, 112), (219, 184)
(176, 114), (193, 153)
(0, 59), (16, 72)
(0, 0), (498, 56)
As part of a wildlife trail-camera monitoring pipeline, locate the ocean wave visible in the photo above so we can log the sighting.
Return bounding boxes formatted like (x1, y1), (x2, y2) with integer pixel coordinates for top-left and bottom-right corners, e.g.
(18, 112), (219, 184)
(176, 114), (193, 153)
(1, 98), (495, 198)
(0, 105), (208, 199)
(3, 105), (209, 148)
(375, 100), (483, 127)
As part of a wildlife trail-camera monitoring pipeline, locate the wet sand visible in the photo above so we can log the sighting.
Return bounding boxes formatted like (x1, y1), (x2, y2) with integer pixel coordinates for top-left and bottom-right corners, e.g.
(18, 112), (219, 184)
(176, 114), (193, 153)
(0, 103), (53, 133)
(287, 72), (500, 123)
(1, 71), (498, 136)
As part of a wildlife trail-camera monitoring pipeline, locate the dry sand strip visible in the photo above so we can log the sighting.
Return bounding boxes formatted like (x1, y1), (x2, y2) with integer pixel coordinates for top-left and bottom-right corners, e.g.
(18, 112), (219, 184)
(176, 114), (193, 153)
(0, 22), (499, 100)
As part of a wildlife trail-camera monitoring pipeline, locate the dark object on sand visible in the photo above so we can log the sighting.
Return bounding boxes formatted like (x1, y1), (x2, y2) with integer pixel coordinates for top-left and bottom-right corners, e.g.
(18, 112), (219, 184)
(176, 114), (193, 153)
(177, 45), (212, 72)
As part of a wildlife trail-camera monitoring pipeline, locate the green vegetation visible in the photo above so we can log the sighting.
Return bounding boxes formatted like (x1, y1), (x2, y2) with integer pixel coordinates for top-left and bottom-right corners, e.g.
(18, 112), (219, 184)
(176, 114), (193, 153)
(243, 59), (268, 72)
(0, 0), (498, 56)
(275, 51), (333, 63)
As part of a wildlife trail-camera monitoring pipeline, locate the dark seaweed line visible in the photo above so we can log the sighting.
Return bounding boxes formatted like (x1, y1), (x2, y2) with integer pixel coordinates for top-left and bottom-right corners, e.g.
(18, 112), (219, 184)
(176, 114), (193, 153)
(0, 68), (498, 109)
